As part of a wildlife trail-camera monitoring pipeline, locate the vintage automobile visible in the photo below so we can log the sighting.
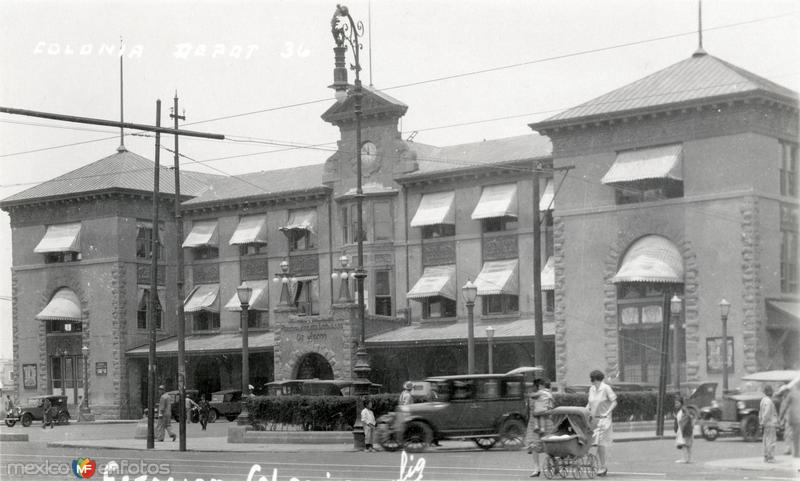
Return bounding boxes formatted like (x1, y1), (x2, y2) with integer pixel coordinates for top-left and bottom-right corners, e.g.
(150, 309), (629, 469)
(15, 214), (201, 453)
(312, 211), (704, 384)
(699, 370), (799, 442)
(208, 389), (244, 422)
(263, 379), (381, 397)
(4, 395), (70, 427)
(378, 367), (543, 452)
(264, 380), (304, 396)
(674, 381), (718, 418)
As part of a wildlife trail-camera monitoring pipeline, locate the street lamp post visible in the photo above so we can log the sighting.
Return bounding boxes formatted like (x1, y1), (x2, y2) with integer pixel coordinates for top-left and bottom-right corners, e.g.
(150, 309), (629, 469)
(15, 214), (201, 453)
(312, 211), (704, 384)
(331, 255), (354, 303)
(236, 284), (252, 426)
(462, 280), (478, 375)
(719, 299), (731, 393)
(61, 349), (67, 397)
(670, 295), (682, 392)
(330, 4), (370, 383)
(79, 345), (94, 421)
(272, 260), (293, 307)
(486, 326), (495, 374)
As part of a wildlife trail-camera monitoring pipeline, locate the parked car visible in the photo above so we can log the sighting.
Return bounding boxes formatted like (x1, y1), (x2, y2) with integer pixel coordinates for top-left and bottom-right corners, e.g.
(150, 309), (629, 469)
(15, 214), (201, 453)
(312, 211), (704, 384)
(4, 395), (70, 427)
(672, 381), (718, 418)
(208, 389), (244, 422)
(378, 367), (544, 452)
(264, 380), (304, 396)
(167, 389), (200, 423)
(699, 370), (799, 442)
(567, 381), (657, 394)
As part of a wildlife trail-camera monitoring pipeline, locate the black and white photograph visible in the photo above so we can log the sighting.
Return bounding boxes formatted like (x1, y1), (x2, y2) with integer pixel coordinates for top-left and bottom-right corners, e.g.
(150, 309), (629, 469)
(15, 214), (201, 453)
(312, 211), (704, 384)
(0, 1), (798, 480)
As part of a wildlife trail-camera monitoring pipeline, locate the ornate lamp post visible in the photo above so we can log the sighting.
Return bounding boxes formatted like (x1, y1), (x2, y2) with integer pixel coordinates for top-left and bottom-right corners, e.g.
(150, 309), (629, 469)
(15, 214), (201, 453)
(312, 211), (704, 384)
(719, 299), (731, 392)
(79, 345), (94, 421)
(331, 255), (354, 303)
(330, 4), (370, 382)
(462, 280), (478, 375)
(486, 326), (495, 374)
(61, 349), (68, 397)
(670, 295), (682, 391)
(236, 283), (252, 425)
(272, 260), (293, 307)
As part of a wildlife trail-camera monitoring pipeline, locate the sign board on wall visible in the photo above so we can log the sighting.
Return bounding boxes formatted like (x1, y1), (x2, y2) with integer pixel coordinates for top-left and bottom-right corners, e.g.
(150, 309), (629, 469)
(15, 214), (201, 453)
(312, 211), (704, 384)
(22, 364), (37, 389)
(706, 336), (734, 373)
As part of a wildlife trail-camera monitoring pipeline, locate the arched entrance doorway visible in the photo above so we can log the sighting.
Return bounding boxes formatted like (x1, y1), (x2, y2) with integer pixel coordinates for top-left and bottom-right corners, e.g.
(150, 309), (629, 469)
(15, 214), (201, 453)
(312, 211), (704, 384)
(294, 353), (334, 379)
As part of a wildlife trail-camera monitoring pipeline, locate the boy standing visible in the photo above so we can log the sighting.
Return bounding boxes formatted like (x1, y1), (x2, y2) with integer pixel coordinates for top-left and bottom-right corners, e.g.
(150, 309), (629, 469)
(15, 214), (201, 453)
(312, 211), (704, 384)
(361, 398), (376, 452)
(760, 384), (778, 462)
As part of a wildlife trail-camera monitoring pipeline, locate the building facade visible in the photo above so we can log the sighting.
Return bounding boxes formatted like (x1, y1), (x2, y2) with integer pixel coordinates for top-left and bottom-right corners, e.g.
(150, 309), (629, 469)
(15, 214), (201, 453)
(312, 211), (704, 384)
(2, 48), (796, 418)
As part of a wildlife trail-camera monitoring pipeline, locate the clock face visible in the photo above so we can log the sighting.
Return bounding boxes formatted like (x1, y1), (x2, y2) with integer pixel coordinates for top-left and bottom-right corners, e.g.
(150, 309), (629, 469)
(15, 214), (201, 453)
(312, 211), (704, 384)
(358, 141), (380, 176)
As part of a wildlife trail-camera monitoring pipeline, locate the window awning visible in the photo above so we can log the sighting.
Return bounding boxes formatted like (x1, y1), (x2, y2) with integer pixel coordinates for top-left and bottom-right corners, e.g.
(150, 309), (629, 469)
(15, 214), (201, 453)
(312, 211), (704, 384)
(539, 179), (554, 212)
(35, 288), (81, 321)
(475, 259), (519, 296)
(34, 223), (81, 253)
(410, 191), (455, 227)
(184, 284), (220, 313)
(229, 215), (267, 245)
(137, 287), (165, 309)
(471, 183), (518, 220)
(280, 209), (316, 234)
(407, 265), (456, 301)
(766, 300), (799, 331)
(540, 257), (555, 291)
(182, 220), (218, 248)
(612, 235), (683, 283)
(224, 280), (270, 311)
(602, 144), (683, 184)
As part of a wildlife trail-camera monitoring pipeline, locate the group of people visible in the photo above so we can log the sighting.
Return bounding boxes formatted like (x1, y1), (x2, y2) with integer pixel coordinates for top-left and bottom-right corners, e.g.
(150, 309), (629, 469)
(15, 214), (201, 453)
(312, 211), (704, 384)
(154, 385), (213, 442)
(760, 379), (800, 462)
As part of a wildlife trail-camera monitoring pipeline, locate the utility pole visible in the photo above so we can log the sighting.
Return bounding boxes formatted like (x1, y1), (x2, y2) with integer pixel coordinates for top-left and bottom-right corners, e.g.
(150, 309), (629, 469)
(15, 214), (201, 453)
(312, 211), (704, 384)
(170, 94), (187, 452)
(147, 100), (162, 450)
(532, 161), (544, 370)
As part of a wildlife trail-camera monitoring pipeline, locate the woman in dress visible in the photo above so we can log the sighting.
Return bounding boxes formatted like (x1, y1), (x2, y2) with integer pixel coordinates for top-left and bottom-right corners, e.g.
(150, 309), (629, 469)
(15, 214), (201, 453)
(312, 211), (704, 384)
(586, 370), (616, 477)
(673, 395), (694, 463)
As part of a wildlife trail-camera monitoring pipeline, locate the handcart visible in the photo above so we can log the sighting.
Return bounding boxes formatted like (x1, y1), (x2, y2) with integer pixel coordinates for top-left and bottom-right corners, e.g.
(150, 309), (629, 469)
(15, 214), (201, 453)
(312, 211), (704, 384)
(540, 406), (598, 479)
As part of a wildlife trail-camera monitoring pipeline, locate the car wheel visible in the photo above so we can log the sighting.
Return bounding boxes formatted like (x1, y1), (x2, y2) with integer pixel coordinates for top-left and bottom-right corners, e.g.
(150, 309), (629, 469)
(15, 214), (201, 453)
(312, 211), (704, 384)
(5, 419), (16, 427)
(57, 412), (69, 425)
(702, 425), (719, 441)
(377, 419), (400, 452)
(21, 413), (32, 427)
(498, 418), (526, 450)
(208, 409), (218, 423)
(741, 414), (759, 442)
(473, 437), (497, 450)
(402, 421), (432, 452)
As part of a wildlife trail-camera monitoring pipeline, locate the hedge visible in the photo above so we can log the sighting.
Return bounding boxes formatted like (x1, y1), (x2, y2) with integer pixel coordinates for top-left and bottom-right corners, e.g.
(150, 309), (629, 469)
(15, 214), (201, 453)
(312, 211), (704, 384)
(248, 391), (673, 430)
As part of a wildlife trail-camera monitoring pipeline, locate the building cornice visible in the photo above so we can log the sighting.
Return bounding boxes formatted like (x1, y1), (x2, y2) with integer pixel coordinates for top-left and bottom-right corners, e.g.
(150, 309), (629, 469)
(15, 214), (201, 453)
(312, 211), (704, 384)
(180, 186), (332, 215)
(395, 157), (552, 188)
(0, 188), (180, 212)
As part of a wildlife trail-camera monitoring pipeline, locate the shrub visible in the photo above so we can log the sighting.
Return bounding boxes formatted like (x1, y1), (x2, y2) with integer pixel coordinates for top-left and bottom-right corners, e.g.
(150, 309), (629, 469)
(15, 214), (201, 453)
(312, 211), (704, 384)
(248, 393), (400, 431)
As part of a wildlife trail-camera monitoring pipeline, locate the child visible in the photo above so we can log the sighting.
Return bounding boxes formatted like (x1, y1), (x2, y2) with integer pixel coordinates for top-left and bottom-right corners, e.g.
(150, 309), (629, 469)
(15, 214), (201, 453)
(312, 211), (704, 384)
(673, 395), (694, 463)
(760, 384), (778, 462)
(361, 397), (376, 452)
(198, 396), (210, 431)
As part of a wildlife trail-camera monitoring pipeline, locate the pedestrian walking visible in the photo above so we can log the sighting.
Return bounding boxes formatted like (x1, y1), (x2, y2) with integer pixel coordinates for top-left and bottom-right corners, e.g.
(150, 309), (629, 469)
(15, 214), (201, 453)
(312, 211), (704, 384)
(399, 381), (414, 406)
(361, 397), (376, 452)
(156, 385), (176, 442)
(759, 384), (778, 462)
(184, 395), (199, 422)
(198, 396), (210, 431)
(586, 369), (617, 477)
(526, 378), (554, 477)
(41, 397), (54, 429)
(673, 395), (694, 463)
(4, 395), (14, 417)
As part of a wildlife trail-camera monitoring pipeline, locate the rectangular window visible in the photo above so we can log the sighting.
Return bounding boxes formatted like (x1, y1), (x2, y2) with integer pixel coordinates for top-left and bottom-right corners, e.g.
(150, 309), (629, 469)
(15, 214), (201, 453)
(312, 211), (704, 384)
(481, 217), (518, 233)
(341, 207), (349, 244)
(614, 179), (684, 205)
(422, 296), (456, 319)
(374, 270), (392, 316)
(137, 289), (162, 330)
(781, 141), (798, 198)
(294, 280), (319, 316)
(348, 205), (365, 243)
(195, 246), (219, 260)
(781, 203), (799, 293)
(422, 224), (455, 239)
(244, 310), (269, 329)
(44, 252), (80, 263)
(374, 201), (392, 241)
(481, 294), (519, 315)
(289, 230), (314, 251)
(136, 222), (164, 260)
(193, 311), (220, 331)
(239, 244), (265, 256)
(545, 291), (555, 313)
(45, 319), (82, 333)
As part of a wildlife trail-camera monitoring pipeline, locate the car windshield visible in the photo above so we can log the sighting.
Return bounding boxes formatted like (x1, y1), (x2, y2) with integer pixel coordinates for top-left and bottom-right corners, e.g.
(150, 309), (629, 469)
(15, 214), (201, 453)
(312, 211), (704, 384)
(211, 394), (224, 402)
(26, 398), (43, 407)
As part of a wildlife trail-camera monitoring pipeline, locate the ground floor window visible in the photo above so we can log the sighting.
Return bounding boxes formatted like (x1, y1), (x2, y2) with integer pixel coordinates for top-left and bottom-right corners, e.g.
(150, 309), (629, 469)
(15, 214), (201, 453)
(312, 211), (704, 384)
(423, 296), (456, 319)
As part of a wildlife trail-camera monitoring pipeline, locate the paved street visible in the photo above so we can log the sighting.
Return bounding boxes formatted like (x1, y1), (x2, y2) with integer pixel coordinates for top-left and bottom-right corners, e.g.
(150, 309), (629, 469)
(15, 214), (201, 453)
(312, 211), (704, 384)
(1, 421), (798, 480)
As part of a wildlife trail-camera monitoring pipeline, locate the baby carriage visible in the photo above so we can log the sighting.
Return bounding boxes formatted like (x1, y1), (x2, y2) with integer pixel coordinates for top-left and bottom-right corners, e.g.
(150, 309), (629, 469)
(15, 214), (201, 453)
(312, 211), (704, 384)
(540, 406), (598, 479)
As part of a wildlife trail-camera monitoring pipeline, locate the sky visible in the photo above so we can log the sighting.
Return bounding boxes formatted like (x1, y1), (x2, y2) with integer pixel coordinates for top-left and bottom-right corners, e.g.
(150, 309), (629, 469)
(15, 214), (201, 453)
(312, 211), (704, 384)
(0, 0), (798, 360)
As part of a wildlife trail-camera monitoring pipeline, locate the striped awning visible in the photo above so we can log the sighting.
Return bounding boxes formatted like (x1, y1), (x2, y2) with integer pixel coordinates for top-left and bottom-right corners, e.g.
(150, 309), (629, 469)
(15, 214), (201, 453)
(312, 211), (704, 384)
(229, 215), (267, 245)
(612, 235), (683, 283)
(34, 223), (81, 253)
(137, 287), (165, 310)
(539, 179), (554, 211)
(475, 259), (519, 296)
(407, 265), (456, 301)
(184, 284), (220, 313)
(471, 183), (518, 219)
(602, 144), (683, 184)
(182, 220), (218, 248)
(280, 209), (316, 234)
(540, 257), (555, 291)
(410, 191), (455, 227)
(224, 280), (270, 311)
(35, 288), (81, 321)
